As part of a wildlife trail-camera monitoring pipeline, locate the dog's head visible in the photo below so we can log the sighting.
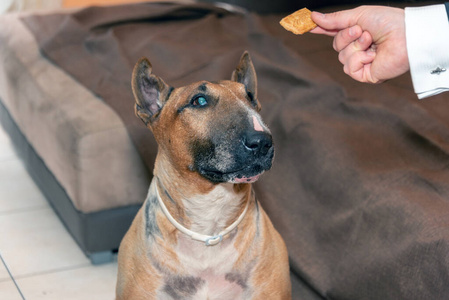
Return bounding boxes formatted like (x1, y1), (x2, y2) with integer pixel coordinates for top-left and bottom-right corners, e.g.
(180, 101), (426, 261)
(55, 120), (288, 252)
(132, 52), (274, 184)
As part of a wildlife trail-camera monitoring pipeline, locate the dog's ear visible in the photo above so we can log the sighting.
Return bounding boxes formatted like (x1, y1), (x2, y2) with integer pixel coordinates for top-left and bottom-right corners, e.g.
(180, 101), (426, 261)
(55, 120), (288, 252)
(231, 51), (260, 110)
(132, 57), (172, 125)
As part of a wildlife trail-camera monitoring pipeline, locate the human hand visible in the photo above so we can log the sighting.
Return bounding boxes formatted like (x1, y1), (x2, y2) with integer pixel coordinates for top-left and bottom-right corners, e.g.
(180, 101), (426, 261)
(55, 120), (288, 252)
(310, 6), (409, 83)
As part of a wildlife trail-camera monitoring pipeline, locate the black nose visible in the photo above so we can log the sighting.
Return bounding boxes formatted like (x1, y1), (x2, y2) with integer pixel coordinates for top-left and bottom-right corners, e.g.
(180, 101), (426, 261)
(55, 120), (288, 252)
(243, 131), (273, 156)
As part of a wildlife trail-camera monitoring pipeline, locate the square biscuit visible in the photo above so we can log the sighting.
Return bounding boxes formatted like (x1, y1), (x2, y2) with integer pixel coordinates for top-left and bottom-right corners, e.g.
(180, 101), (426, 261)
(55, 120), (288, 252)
(280, 8), (317, 35)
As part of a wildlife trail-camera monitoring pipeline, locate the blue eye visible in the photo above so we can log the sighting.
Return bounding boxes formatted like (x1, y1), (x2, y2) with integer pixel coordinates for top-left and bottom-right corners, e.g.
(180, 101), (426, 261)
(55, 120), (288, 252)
(192, 96), (208, 107)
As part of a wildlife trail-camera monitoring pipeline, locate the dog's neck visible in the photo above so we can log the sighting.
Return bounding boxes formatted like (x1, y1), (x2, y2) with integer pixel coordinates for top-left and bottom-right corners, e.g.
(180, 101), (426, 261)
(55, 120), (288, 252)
(154, 154), (250, 236)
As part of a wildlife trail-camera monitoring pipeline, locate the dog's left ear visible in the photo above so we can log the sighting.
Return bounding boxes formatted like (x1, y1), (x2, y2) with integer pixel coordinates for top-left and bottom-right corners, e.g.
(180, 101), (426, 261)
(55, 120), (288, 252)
(231, 51), (261, 111)
(132, 57), (172, 126)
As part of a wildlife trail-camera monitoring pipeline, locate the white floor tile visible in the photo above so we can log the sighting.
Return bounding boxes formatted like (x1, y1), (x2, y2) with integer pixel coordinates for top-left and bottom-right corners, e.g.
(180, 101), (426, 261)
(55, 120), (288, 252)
(0, 207), (90, 278)
(0, 254), (11, 281)
(17, 263), (117, 300)
(0, 126), (15, 160)
(0, 140), (16, 162)
(0, 279), (23, 300)
(0, 157), (31, 181)
(0, 126), (117, 300)
(0, 159), (48, 214)
(0, 178), (48, 213)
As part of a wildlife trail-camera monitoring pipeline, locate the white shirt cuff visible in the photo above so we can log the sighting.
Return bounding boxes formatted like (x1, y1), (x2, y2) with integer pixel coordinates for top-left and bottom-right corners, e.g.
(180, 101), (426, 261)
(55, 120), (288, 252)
(405, 4), (449, 99)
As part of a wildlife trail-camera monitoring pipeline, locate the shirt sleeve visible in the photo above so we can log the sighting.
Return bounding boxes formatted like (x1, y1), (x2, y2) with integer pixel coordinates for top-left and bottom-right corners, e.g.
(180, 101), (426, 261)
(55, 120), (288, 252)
(405, 4), (449, 99)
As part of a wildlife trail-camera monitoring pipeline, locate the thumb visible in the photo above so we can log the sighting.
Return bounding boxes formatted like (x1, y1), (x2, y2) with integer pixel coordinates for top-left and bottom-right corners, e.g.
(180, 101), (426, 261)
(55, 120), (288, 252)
(311, 9), (360, 31)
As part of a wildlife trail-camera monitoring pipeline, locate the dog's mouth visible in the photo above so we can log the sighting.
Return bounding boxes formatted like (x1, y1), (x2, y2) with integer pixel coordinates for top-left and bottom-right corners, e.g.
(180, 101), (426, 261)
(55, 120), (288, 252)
(199, 165), (266, 184)
(231, 173), (262, 184)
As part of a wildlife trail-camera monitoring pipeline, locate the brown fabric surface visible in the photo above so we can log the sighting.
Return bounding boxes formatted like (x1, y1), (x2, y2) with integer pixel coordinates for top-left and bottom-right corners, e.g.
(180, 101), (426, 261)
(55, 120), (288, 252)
(22, 2), (449, 299)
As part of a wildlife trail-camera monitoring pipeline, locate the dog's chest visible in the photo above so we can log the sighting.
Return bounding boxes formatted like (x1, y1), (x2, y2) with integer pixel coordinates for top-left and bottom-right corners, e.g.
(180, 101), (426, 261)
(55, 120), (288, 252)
(158, 236), (249, 299)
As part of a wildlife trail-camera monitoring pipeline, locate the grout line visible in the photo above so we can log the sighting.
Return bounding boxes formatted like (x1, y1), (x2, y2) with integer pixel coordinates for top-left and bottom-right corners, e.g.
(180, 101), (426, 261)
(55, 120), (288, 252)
(0, 205), (50, 217)
(12, 263), (94, 281)
(0, 252), (26, 300)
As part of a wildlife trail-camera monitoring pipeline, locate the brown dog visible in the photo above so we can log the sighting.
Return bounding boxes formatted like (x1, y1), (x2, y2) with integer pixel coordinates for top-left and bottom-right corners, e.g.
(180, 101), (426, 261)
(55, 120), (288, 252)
(116, 52), (291, 299)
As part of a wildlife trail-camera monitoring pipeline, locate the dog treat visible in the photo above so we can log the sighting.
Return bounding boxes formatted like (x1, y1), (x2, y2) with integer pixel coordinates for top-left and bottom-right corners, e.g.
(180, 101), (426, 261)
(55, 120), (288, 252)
(280, 8), (317, 35)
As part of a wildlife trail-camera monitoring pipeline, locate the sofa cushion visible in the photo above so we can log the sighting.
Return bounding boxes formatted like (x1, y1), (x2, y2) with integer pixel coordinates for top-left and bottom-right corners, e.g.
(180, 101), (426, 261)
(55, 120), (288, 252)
(0, 13), (150, 213)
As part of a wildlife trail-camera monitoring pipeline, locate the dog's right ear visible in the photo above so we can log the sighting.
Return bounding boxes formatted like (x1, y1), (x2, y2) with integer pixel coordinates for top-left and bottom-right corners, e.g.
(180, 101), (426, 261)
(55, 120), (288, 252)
(132, 57), (172, 126)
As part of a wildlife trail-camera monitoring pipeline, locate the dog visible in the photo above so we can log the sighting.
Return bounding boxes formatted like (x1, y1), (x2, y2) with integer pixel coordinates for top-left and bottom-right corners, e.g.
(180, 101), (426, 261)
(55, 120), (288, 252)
(116, 52), (291, 299)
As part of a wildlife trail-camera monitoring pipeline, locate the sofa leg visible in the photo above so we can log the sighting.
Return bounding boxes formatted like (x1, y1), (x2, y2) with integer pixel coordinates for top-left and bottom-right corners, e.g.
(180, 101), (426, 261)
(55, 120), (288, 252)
(89, 251), (114, 265)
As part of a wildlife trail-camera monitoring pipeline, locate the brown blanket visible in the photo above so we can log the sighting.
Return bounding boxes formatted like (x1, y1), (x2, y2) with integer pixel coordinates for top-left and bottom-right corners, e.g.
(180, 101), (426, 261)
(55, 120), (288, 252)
(22, 2), (449, 299)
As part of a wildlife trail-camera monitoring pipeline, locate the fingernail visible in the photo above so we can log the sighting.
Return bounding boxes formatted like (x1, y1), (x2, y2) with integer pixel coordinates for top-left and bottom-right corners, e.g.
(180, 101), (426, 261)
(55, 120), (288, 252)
(313, 12), (325, 19)
(349, 27), (355, 36)
(359, 35), (365, 43)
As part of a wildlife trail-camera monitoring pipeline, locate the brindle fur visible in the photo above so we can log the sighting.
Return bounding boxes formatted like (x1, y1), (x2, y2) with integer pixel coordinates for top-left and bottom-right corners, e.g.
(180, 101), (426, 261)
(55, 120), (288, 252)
(116, 52), (291, 299)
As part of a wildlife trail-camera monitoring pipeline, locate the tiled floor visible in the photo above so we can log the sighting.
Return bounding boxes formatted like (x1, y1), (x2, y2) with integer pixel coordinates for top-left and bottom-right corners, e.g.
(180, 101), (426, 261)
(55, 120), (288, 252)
(0, 126), (117, 299)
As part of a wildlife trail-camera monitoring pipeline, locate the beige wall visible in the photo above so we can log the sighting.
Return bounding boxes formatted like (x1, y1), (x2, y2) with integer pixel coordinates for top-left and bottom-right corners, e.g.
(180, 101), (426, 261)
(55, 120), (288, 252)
(4, 0), (167, 12)
(63, 0), (148, 8)
(4, 0), (62, 12)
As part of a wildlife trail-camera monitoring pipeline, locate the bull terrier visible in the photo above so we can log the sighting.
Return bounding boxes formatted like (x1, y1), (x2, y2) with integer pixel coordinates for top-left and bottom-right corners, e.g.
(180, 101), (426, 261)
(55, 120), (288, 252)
(116, 52), (291, 299)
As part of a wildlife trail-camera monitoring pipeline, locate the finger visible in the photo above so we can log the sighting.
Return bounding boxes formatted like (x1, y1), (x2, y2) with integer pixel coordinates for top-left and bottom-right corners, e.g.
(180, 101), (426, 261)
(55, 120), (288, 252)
(311, 9), (362, 31)
(309, 26), (338, 37)
(355, 31), (373, 51)
(333, 25), (362, 52)
(337, 31), (373, 64)
(343, 50), (377, 83)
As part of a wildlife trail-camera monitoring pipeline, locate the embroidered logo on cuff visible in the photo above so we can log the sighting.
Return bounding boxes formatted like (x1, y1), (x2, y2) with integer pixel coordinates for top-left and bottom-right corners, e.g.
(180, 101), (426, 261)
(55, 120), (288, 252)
(431, 67), (447, 75)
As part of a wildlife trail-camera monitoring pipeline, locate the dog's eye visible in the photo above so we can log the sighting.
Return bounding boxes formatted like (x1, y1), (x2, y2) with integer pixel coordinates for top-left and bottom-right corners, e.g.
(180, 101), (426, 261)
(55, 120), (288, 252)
(191, 95), (208, 107)
(247, 91), (256, 105)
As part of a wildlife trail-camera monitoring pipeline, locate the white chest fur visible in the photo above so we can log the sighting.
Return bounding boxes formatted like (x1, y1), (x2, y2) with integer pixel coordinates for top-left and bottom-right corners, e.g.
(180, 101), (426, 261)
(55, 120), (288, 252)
(169, 184), (249, 299)
(153, 183), (253, 299)
(181, 183), (245, 236)
(174, 235), (246, 300)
